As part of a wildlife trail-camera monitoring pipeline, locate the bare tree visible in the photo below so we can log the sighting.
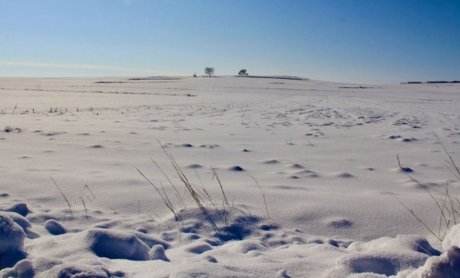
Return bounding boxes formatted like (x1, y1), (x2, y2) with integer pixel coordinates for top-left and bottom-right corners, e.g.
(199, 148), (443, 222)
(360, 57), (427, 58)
(204, 67), (214, 77)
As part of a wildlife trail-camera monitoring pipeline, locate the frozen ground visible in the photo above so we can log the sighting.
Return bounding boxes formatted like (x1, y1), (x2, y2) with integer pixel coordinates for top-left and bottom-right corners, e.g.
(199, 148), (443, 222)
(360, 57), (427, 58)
(0, 76), (459, 277)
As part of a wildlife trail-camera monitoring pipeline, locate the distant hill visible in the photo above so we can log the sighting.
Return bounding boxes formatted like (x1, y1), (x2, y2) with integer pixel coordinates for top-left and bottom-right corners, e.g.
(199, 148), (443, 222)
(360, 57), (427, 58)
(235, 75), (308, 81)
(402, 80), (460, 84)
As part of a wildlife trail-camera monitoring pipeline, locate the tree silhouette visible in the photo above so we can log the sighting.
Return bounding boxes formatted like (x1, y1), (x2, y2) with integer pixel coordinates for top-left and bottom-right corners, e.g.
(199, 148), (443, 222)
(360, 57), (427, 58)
(238, 69), (248, 76)
(204, 67), (214, 77)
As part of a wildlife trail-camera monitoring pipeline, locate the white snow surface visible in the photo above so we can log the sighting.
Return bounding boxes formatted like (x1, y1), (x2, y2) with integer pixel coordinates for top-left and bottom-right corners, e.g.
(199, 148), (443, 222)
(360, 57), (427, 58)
(0, 76), (459, 277)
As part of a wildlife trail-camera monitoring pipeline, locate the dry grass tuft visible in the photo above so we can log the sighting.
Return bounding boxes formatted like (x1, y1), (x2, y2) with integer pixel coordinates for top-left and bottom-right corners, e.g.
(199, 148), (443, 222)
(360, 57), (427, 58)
(396, 136), (460, 242)
(211, 168), (230, 209)
(137, 168), (178, 220)
(50, 177), (73, 216)
(137, 141), (229, 233)
(248, 174), (270, 219)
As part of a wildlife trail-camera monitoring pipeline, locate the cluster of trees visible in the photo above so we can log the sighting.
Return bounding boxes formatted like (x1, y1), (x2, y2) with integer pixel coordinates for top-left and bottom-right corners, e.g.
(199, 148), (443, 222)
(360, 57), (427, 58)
(238, 69), (248, 76)
(194, 67), (249, 77)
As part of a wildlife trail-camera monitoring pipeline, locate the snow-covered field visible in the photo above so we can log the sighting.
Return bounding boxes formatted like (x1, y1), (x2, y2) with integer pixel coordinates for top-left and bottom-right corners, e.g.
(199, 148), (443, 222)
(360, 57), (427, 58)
(0, 76), (459, 277)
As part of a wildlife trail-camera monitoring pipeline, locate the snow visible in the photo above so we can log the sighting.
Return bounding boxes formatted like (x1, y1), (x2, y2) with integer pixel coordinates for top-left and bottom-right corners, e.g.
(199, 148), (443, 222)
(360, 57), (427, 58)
(0, 76), (459, 276)
(412, 246), (460, 277)
(149, 245), (169, 261)
(442, 224), (460, 251)
(0, 213), (26, 268)
(85, 228), (152, 260)
(44, 219), (66, 235)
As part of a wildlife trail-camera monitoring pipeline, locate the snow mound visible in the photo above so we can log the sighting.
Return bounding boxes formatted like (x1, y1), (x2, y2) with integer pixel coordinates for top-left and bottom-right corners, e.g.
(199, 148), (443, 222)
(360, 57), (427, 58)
(163, 207), (263, 243)
(442, 223), (460, 250)
(133, 231), (170, 249)
(229, 239), (267, 253)
(3, 211), (38, 239)
(149, 244), (169, 261)
(0, 212), (27, 268)
(0, 197), (453, 277)
(0, 259), (34, 278)
(4, 212), (30, 231)
(4, 203), (29, 216)
(406, 223), (460, 277)
(44, 219), (66, 235)
(47, 264), (116, 278)
(216, 214), (260, 241)
(329, 235), (437, 277)
(85, 228), (151, 261)
(349, 235), (441, 256)
(415, 246), (460, 278)
(337, 251), (426, 276)
(184, 240), (213, 254)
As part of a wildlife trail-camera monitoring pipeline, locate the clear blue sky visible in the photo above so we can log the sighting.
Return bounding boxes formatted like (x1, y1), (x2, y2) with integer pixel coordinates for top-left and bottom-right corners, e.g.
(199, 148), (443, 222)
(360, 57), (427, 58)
(1, 0), (459, 84)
